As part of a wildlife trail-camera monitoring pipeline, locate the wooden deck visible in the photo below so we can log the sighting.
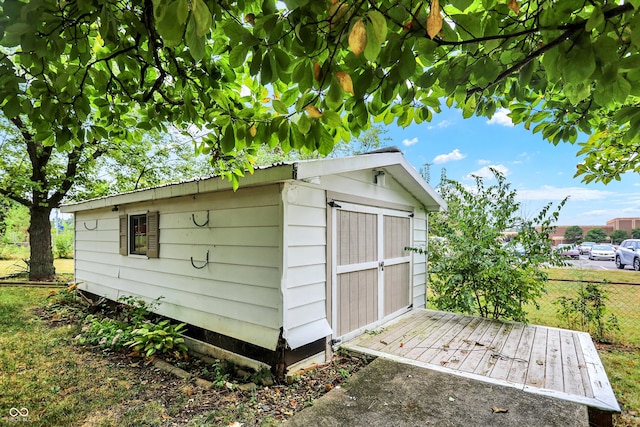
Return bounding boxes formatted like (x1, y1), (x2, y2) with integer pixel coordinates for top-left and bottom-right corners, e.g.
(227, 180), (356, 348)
(342, 309), (620, 420)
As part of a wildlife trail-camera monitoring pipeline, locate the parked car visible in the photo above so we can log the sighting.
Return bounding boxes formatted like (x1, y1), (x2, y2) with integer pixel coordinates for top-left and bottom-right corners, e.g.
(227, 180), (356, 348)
(578, 241), (596, 254)
(588, 244), (616, 261)
(615, 239), (640, 271)
(555, 244), (580, 259)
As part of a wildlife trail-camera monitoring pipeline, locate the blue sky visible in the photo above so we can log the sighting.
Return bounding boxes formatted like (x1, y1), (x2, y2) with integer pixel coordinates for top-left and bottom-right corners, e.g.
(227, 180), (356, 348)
(385, 108), (640, 226)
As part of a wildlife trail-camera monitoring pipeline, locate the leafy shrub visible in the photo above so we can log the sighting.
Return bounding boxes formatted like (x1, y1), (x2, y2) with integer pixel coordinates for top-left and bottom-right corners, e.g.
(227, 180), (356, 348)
(117, 295), (163, 325)
(554, 283), (619, 342)
(53, 231), (74, 258)
(126, 320), (188, 358)
(75, 315), (133, 351)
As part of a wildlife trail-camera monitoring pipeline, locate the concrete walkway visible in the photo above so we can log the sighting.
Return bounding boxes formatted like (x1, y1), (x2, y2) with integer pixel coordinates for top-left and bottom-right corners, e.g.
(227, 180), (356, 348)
(286, 358), (588, 427)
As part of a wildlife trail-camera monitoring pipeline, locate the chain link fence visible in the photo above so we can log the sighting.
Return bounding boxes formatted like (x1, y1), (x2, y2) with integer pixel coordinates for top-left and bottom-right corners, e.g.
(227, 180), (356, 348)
(528, 280), (640, 347)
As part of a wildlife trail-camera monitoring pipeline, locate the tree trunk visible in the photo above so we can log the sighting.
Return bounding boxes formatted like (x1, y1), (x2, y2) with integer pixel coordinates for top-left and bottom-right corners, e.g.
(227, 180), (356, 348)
(28, 205), (55, 281)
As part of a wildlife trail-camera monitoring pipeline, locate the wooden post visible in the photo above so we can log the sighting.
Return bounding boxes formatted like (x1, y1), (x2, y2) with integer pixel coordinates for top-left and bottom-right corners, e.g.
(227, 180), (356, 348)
(588, 407), (613, 427)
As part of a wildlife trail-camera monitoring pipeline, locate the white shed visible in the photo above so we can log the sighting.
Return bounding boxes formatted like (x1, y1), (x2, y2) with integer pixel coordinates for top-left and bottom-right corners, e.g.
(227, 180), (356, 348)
(61, 150), (446, 370)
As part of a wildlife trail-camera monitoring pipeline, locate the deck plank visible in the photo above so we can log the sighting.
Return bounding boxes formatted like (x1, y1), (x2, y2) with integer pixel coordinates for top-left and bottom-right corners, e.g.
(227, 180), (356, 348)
(410, 315), (480, 364)
(342, 309), (620, 414)
(488, 322), (525, 381)
(395, 313), (467, 358)
(373, 311), (455, 355)
(352, 310), (431, 350)
(456, 318), (504, 374)
(506, 324), (536, 384)
(441, 317), (494, 368)
(545, 328), (564, 391)
(473, 322), (514, 377)
(559, 329), (586, 396)
(525, 326), (548, 388)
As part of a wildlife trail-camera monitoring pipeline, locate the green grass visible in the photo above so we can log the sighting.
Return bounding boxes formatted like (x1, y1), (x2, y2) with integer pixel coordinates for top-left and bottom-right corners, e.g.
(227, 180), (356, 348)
(0, 258), (74, 277)
(600, 349), (640, 427)
(528, 268), (640, 346)
(0, 287), (185, 426)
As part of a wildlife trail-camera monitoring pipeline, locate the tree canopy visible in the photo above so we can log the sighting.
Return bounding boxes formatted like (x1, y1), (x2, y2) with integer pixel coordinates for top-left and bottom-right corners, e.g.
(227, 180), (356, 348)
(585, 227), (608, 242)
(564, 225), (584, 244)
(609, 229), (628, 244)
(413, 169), (566, 321)
(2, 0), (640, 186)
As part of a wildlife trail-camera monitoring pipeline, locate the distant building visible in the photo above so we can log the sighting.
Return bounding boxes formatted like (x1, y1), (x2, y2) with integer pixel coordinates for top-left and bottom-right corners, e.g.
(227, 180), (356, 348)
(547, 217), (640, 244)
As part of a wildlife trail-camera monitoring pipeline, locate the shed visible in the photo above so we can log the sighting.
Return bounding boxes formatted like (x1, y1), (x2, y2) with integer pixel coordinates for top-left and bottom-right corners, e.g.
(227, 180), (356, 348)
(61, 150), (446, 370)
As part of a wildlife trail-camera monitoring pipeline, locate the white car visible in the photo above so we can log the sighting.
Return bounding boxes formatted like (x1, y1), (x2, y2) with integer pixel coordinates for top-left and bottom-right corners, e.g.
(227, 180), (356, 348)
(589, 244), (616, 261)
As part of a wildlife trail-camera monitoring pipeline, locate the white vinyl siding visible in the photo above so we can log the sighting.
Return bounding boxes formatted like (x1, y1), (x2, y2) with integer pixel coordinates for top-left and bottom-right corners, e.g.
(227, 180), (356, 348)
(73, 185), (284, 350)
(281, 183), (332, 349)
(412, 209), (428, 308)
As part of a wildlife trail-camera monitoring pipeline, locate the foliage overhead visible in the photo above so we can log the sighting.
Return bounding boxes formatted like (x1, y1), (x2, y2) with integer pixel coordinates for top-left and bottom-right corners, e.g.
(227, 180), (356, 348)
(2, 0), (640, 186)
(564, 225), (584, 244)
(413, 169), (566, 322)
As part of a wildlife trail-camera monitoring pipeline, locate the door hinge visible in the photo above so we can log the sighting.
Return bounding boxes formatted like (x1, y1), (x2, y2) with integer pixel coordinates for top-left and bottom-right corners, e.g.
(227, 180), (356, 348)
(379, 261), (385, 271)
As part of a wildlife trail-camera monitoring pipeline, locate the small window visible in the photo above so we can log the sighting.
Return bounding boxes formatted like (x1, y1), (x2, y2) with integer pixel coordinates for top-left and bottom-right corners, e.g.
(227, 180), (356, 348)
(119, 212), (159, 258)
(130, 214), (147, 255)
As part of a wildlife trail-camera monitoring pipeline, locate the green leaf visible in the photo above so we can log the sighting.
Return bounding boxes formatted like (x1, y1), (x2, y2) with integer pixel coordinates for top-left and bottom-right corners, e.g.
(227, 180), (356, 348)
(192, 0), (212, 36)
(297, 113), (311, 134)
(364, 21), (382, 62)
(321, 110), (342, 128)
(397, 47), (416, 80)
(367, 11), (387, 44)
(564, 47), (595, 83)
(585, 7), (604, 33)
(221, 125), (236, 153)
(612, 76), (632, 104)
(156, 3), (185, 45)
(176, 0), (189, 24)
(229, 44), (250, 68)
(3, 96), (21, 118)
(186, 16), (205, 62)
(272, 99), (289, 115)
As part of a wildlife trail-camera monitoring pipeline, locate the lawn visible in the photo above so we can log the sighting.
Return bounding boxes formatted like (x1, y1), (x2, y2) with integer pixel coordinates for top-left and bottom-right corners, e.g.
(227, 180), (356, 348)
(0, 258), (74, 278)
(0, 286), (371, 426)
(0, 287), (190, 426)
(529, 267), (640, 346)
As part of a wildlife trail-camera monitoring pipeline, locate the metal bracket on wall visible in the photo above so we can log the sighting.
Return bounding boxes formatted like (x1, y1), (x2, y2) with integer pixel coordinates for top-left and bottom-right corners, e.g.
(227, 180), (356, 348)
(83, 220), (98, 230)
(191, 211), (210, 227)
(190, 250), (210, 269)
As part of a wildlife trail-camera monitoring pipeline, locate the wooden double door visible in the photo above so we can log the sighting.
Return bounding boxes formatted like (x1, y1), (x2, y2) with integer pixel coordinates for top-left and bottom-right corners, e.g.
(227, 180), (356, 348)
(332, 202), (413, 339)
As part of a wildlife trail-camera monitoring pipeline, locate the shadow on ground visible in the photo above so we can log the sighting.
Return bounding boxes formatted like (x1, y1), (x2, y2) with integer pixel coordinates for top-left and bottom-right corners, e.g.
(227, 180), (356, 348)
(286, 358), (587, 427)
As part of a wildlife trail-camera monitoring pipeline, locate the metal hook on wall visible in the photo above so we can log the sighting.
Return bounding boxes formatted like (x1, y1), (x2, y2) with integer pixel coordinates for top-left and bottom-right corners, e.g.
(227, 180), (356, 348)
(83, 220), (98, 230)
(191, 211), (210, 227)
(190, 250), (209, 269)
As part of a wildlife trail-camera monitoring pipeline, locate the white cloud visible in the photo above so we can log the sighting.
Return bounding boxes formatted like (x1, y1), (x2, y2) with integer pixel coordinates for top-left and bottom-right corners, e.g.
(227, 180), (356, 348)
(427, 120), (453, 130)
(486, 108), (515, 127)
(517, 186), (613, 202)
(464, 164), (509, 180)
(478, 159), (492, 165)
(402, 137), (418, 147)
(433, 148), (466, 164)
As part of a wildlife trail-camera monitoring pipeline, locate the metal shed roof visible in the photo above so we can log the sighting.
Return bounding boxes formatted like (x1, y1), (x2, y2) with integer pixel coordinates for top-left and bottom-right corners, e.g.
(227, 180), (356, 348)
(61, 151), (446, 213)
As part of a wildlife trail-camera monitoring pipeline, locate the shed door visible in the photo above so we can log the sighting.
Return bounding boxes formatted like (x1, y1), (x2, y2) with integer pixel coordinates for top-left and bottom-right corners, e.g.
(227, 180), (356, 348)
(332, 202), (412, 339)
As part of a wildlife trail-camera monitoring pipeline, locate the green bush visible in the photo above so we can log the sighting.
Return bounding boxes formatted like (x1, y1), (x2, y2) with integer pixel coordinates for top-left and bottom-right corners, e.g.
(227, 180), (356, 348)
(554, 283), (619, 342)
(53, 231), (74, 259)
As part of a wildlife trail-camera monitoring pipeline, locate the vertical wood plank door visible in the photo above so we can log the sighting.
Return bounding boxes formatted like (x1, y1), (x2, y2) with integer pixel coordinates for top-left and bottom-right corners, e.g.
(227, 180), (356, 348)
(336, 210), (379, 337)
(383, 215), (411, 316)
(333, 203), (412, 339)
